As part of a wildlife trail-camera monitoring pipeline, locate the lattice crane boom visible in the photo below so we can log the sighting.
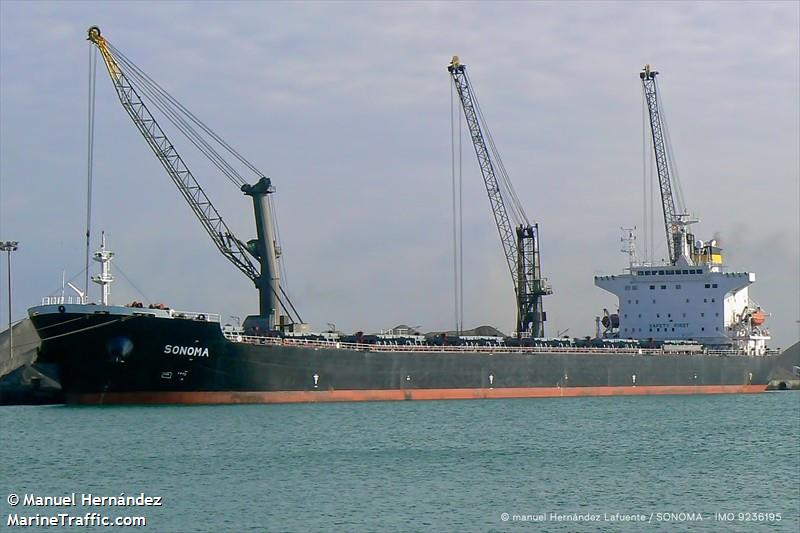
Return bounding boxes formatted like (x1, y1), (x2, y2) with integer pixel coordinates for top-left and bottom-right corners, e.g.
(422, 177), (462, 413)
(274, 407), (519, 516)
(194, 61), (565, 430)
(448, 60), (518, 280)
(87, 26), (296, 327)
(87, 26), (259, 281)
(640, 64), (692, 265)
(448, 56), (550, 336)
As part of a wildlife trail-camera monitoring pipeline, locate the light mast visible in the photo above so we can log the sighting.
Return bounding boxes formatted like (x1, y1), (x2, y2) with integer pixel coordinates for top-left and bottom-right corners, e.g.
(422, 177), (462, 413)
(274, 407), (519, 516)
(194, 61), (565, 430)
(91, 231), (114, 306)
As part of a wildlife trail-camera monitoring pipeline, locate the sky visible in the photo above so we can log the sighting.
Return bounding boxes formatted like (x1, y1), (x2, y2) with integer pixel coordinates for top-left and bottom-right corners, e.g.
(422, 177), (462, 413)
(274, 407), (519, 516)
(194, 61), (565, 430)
(0, 1), (798, 348)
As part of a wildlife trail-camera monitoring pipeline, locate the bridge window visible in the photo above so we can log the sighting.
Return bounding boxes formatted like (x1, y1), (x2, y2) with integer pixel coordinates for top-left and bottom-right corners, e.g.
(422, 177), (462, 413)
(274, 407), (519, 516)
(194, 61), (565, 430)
(712, 283), (718, 288)
(705, 283), (711, 288)
(659, 270), (665, 275)
(682, 270), (689, 274)
(701, 313), (705, 317)
(650, 285), (655, 290)
(676, 284), (681, 289)
(660, 285), (666, 290)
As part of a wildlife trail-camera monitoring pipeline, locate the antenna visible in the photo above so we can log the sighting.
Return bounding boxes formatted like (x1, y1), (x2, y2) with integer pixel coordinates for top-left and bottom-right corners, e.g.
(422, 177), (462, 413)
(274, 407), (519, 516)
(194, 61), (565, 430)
(620, 226), (639, 269)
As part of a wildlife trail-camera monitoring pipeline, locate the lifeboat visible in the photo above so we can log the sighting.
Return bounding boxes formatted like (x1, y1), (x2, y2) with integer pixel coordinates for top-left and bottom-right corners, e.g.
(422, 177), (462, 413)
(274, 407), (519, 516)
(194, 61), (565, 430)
(750, 310), (766, 326)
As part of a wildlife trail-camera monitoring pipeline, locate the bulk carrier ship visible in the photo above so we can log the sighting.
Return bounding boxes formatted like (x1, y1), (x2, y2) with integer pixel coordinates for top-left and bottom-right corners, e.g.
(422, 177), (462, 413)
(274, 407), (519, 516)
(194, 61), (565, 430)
(26, 29), (781, 404)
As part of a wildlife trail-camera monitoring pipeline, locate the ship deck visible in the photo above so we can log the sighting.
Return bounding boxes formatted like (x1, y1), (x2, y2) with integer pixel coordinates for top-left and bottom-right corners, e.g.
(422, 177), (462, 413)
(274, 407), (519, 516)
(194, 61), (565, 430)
(223, 333), (781, 357)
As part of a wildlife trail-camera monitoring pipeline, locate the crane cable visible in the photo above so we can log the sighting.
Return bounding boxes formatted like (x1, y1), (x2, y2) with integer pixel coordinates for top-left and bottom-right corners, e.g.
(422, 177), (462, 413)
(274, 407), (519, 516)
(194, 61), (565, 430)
(458, 84), (464, 334)
(467, 71), (524, 223)
(99, 39), (300, 323)
(464, 70), (529, 227)
(649, 116), (656, 263)
(111, 44), (263, 179)
(107, 43), (262, 189)
(450, 79), (463, 334)
(85, 43), (98, 298)
(654, 78), (687, 215)
(642, 85), (648, 263)
(450, 79), (457, 333)
(642, 83), (659, 263)
(268, 194), (289, 291)
(108, 47), (247, 188)
(107, 43), (292, 287)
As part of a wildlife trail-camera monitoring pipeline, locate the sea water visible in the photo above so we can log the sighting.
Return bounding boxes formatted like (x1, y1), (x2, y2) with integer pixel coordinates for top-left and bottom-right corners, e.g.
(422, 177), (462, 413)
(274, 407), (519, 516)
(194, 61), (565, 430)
(2, 392), (798, 532)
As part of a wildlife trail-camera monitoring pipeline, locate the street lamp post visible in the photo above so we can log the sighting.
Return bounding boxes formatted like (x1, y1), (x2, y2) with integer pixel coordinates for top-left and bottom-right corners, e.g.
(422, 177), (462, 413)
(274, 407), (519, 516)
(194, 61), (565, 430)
(1, 241), (19, 362)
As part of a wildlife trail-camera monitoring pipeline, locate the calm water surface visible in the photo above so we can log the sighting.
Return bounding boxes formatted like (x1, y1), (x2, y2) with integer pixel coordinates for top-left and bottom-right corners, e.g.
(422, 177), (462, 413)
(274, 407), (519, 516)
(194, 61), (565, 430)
(2, 392), (799, 532)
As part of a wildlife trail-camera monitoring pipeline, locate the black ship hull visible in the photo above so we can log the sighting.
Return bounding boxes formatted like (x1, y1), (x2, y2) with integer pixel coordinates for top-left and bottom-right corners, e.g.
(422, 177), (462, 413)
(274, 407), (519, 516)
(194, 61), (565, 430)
(29, 305), (777, 404)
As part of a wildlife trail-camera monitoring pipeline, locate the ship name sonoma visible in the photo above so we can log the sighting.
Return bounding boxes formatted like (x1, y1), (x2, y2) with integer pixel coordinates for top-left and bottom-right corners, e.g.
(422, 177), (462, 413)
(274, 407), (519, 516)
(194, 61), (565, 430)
(163, 345), (210, 358)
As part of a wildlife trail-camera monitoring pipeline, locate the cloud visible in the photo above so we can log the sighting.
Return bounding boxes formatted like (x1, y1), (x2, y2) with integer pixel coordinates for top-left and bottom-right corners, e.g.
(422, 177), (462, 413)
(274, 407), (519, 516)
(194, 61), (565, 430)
(1, 1), (797, 347)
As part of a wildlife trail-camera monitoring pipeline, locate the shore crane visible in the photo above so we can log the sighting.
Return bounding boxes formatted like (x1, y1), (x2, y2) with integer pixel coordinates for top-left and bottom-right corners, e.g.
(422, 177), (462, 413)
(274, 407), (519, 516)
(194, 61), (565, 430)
(87, 26), (301, 331)
(448, 57), (551, 337)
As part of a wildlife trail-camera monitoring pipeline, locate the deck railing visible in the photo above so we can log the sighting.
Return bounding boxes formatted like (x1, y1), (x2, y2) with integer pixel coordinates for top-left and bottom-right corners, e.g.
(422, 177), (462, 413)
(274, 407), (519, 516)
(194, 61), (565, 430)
(170, 310), (221, 322)
(41, 296), (87, 305)
(38, 298), (221, 323)
(222, 333), (780, 356)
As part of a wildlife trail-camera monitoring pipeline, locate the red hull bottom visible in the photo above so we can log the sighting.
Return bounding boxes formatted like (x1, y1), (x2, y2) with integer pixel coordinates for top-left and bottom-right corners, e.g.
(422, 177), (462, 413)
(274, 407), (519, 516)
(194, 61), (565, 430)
(70, 384), (767, 405)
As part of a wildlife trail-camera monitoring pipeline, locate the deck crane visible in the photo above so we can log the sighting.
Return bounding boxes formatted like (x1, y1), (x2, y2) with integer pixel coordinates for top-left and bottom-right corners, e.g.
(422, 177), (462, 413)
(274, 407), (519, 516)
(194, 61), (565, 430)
(640, 64), (698, 265)
(87, 26), (301, 331)
(447, 57), (551, 337)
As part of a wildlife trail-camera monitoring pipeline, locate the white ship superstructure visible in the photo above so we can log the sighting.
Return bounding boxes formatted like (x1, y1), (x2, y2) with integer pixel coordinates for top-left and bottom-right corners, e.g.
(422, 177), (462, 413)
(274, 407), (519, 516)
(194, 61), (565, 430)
(593, 64), (772, 356)
(595, 240), (770, 354)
